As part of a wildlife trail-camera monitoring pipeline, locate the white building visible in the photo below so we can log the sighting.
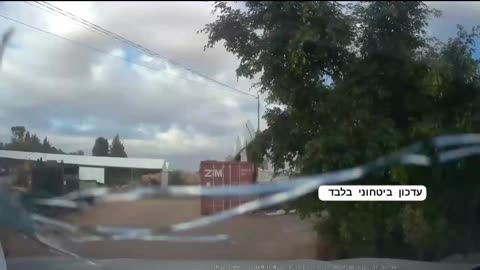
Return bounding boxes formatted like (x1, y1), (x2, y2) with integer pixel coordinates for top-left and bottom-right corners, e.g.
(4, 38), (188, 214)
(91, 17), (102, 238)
(0, 150), (169, 185)
(230, 120), (292, 183)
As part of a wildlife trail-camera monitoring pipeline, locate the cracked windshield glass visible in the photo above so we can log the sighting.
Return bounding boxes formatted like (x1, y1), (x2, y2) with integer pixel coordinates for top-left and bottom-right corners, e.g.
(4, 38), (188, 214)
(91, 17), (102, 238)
(1, 1), (480, 270)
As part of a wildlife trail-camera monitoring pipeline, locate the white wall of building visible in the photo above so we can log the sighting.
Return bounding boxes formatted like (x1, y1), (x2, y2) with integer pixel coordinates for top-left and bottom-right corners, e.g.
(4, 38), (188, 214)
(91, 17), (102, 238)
(161, 170), (169, 187)
(79, 167), (105, 184)
(257, 169), (290, 183)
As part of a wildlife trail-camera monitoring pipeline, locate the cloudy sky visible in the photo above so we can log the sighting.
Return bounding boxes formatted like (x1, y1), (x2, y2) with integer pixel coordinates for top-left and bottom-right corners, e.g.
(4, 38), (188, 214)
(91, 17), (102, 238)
(0, 2), (478, 170)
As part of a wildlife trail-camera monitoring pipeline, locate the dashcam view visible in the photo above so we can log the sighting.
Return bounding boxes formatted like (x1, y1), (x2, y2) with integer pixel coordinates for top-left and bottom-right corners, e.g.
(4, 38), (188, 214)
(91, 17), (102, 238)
(0, 2), (479, 270)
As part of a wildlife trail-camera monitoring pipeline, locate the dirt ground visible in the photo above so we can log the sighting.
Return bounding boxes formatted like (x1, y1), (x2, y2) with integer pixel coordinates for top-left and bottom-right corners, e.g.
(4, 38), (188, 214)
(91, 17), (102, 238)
(1, 199), (320, 260)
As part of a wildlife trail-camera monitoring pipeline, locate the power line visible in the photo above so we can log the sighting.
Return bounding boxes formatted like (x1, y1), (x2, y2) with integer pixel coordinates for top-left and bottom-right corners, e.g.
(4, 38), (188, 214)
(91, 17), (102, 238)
(0, 13), (158, 70)
(24, 1), (258, 98)
(0, 11), (254, 98)
(32, 1), (257, 98)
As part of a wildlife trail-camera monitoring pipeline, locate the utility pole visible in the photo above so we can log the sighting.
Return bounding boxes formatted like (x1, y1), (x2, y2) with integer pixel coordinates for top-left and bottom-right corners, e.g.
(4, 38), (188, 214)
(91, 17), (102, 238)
(257, 94), (260, 133)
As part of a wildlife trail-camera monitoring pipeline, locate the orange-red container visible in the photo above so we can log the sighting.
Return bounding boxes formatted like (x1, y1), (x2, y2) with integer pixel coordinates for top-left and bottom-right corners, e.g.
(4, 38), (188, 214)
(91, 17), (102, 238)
(199, 160), (256, 215)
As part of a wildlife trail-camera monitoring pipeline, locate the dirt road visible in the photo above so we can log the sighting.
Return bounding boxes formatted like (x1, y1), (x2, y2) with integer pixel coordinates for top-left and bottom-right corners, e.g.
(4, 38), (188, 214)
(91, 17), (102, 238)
(2, 199), (319, 260)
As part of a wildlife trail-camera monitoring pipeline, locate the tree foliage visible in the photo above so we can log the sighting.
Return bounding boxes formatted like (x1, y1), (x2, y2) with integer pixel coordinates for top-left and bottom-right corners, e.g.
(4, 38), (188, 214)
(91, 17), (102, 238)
(203, 1), (480, 260)
(69, 150), (85, 155)
(109, 134), (128, 158)
(104, 135), (128, 186)
(1, 126), (66, 188)
(5, 126), (64, 154)
(91, 137), (109, 157)
(168, 170), (185, 186)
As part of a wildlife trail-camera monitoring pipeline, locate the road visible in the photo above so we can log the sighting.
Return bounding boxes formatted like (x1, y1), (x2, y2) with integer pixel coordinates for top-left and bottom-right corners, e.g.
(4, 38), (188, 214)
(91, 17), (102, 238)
(2, 199), (321, 260)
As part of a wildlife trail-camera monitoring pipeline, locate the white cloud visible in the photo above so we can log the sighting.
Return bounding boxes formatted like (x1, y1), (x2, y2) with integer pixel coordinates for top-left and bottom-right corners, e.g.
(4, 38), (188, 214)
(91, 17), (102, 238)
(73, 122), (95, 132)
(0, 1), (474, 169)
(0, 1), (265, 170)
(110, 48), (125, 58)
(43, 1), (95, 35)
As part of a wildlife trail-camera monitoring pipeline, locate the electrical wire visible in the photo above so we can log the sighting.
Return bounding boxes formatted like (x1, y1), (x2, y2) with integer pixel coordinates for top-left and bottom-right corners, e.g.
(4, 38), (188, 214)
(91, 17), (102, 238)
(23, 1), (258, 98)
(0, 14), (167, 72)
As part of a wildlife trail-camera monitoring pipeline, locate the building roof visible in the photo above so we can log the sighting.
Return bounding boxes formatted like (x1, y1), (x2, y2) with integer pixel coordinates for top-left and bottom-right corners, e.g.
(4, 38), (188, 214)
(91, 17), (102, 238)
(0, 150), (168, 170)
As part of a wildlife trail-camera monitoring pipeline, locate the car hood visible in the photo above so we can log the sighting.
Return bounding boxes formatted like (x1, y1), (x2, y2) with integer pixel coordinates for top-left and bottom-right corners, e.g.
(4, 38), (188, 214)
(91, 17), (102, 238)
(5, 257), (480, 270)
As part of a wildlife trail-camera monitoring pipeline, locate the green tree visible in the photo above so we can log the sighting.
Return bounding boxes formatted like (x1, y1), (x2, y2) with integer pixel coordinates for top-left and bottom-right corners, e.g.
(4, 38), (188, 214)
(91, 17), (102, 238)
(69, 150), (84, 155)
(31, 134), (42, 152)
(92, 137), (109, 157)
(5, 127), (63, 153)
(203, 1), (480, 260)
(10, 126), (26, 144)
(105, 135), (128, 186)
(8, 126), (27, 151)
(42, 137), (51, 151)
(168, 170), (184, 185)
(109, 134), (127, 157)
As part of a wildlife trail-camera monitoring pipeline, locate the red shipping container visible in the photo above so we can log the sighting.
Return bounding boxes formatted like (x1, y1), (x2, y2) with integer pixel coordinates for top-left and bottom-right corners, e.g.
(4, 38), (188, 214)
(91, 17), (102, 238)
(200, 160), (256, 215)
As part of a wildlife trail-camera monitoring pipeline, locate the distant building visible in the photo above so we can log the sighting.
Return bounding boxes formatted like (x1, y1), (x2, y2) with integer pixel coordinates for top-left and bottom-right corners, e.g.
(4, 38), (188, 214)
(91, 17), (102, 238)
(0, 150), (169, 187)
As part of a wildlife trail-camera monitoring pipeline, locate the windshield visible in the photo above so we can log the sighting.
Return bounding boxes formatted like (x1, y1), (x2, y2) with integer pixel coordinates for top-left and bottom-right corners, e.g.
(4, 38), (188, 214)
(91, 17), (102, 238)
(1, 1), (480, 270)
